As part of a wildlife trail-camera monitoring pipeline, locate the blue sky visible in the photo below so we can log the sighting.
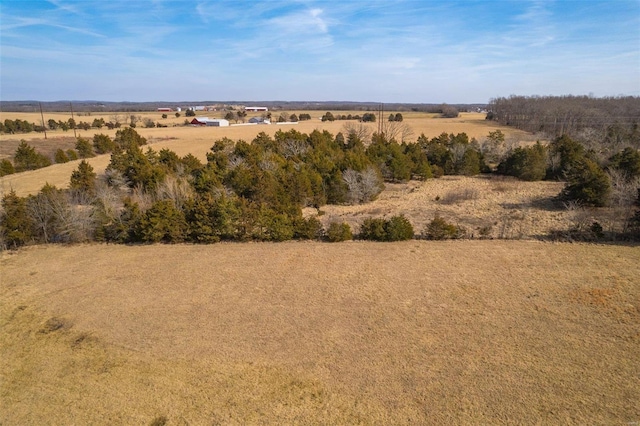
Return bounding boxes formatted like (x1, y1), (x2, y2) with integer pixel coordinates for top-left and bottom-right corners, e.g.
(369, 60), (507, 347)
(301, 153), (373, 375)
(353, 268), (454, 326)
(1, 0), (639, 103)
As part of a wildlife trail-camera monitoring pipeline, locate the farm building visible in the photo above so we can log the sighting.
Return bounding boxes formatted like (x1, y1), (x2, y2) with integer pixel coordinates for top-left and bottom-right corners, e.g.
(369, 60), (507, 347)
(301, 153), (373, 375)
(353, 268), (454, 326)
(190, 117), (230, 127)
(248, 116), (271, 124)
(157, 108), (173, 112)
(245, 106), (269, 112)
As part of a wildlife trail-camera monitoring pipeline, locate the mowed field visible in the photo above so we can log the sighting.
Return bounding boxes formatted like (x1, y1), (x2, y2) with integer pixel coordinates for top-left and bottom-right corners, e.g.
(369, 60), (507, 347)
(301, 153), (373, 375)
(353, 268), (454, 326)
(1, 241), (639, 424)
(0, 111), (534, 197)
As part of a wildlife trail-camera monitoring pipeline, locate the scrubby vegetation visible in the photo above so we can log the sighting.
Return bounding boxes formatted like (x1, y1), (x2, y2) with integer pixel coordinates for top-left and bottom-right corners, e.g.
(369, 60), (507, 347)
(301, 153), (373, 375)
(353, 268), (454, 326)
(2, 121), (640, 247)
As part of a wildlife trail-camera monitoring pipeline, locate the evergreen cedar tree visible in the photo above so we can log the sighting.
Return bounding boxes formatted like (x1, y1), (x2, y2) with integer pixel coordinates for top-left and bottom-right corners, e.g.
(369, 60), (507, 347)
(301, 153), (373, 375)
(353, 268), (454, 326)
(2, 127), (640, 247)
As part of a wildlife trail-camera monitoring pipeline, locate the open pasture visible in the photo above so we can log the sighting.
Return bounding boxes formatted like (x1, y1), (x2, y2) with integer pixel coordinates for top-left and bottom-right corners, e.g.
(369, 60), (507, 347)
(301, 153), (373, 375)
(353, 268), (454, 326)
(1, 241), (638, 424)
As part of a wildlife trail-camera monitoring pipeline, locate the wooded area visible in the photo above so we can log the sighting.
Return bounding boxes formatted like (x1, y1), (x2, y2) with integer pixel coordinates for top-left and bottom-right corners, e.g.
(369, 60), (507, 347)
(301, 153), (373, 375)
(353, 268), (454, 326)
(487, 95), (640, 156)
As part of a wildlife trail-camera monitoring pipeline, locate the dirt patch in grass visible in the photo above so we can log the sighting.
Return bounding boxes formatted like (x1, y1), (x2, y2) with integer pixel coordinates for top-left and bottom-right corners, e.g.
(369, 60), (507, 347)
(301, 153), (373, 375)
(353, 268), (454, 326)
(1, 241), (638, 424)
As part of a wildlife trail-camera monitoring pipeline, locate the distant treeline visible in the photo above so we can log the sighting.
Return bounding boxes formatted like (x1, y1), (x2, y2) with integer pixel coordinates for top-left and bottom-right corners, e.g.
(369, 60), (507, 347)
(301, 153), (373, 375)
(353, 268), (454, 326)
(0, 100), (486, 113)
(487, 95), (640, 153)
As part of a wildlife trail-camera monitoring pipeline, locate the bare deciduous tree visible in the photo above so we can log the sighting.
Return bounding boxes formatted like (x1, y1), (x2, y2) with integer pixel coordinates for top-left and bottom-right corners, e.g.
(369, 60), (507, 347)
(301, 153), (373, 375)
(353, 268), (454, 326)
(342, 122), (373, 144)
(343, 166), (384, 204)
(282, 139), (308, 158)
(156, 175), (194, 212)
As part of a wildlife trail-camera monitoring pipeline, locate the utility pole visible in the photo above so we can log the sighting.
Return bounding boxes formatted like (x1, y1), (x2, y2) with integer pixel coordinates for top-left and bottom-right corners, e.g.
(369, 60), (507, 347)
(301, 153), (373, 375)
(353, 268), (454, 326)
(39, 102), (47, 139)
(70, 102), (77, 138)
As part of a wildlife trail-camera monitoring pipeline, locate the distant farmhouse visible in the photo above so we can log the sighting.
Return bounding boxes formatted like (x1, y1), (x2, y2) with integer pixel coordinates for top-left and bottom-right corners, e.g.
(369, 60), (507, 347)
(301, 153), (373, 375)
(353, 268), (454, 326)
(248, 116), (271, 124)
(157, 107), (173, 112)
(190, 117), (230, 127)
(245, 106), (269, 112)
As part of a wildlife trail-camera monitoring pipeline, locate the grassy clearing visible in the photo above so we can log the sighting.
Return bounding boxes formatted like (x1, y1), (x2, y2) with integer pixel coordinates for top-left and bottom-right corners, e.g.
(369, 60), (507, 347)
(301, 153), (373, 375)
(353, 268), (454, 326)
(1, 241), (639, 424)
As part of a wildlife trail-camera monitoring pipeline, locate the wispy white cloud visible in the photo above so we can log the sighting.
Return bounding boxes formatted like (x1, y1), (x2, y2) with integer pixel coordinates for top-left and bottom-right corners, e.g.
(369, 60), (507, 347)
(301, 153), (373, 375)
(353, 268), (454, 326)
(1, 0), (638, 102)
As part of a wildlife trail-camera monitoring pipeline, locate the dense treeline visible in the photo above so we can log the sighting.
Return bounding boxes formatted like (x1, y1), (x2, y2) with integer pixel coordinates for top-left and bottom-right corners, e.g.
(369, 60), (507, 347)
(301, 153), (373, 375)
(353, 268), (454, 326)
(3, 128), (467, 247)
(1, 117), (118, 134)
(3, 127), (640, 248)
(487, 95), (640, 155)
(0, 128), (147, 177)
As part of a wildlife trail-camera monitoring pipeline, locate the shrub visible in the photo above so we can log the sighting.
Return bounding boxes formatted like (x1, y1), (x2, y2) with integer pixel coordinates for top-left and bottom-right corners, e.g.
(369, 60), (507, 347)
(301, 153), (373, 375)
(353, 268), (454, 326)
(139, 200), (187, 243)
(0, 159), (15, 176)
(75, 137), (95, 158)
(609, 147), (640, 180)
(54, 149), (70, 164)
(497, 143), (547, 181)
(562, 158), (611, 207)
(66, 149), (78, 161)
(13, 141), (51, 172)
(359, 217), (387, 241)
(456, 148), (482, 176)
(93, 134), (116, 154)
(423, 215), (464, 240)
(326, 221), (353, 242)
(359, 215), (414, 241)
(384, 215), (414, 241)
(293, 216), (323, 240)
(70, 160), (97, 195)
(1, 190), (33, 248)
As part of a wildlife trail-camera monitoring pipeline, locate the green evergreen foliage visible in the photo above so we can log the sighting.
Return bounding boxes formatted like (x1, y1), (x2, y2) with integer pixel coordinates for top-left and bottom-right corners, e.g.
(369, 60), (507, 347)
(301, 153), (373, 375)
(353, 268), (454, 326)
(54, 149), (70, 164)
(158, 149), (182, 173)
(361, 113), (376, 122)
(547, 134), (587, 179)
(13, 141), (51, 172)
(100, 198), (143, 243)
(418, 133), (454, 175)
(424, 215), (464, 240)
(254, 206), (294, 241)
(2, 118), (37, 134)
(186, 194), (240, 243)
(66, 149), (78, 161)
(1, 190), (33, 248)
(384, 215), (414, 241)
(181, 153), (204, 175)
(92, 118), (105, 128)
(321, 112), (335, 122)
(366, 140), (412, 182)
(70, 160), (97, 195)
(293, 216), (323, 240)
(107, 144), (165, 191)
(75, 137), (95, 158)
(93, 134), (116, 154)
(359, 217), (387, 241)
(403, 143), (432, 180)
(114, 127), (147, 151)
(456, 148), (482, 176)
(326, 221), (353, 242)
(359, 215), (414, 241)
(562, 158), (611, 207)
(139, 200), (188, 243)
(0, 159), (15, 176)
(497, 143), (547, 181)
(609, 147), (640, 180)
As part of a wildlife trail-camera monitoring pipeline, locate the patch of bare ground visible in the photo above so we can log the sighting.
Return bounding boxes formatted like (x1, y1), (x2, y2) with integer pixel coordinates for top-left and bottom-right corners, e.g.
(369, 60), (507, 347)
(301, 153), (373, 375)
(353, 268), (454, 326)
(308, 175), (567, 239)
(1, 241), (638, 424)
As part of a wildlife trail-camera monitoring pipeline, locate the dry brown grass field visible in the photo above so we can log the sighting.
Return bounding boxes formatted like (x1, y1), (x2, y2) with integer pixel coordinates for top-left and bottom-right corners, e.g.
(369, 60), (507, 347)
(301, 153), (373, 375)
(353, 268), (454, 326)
(1, 241), (639, 424)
